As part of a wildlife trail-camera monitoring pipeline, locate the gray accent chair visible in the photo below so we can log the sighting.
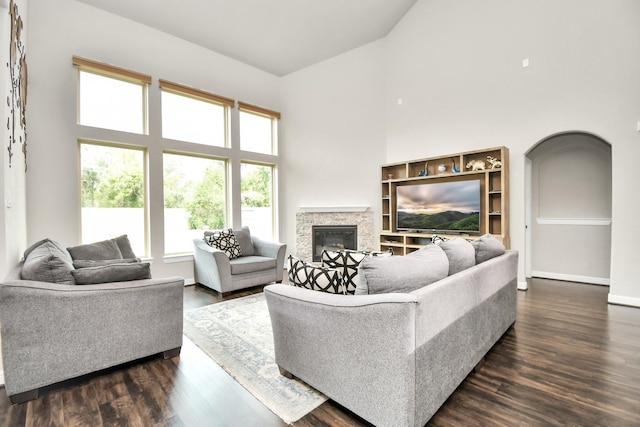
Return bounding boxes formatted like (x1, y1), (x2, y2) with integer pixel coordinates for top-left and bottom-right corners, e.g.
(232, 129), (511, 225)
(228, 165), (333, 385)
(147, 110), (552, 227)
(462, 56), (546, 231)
(192, 232), (286, 294)
(0, 264), (184, 404)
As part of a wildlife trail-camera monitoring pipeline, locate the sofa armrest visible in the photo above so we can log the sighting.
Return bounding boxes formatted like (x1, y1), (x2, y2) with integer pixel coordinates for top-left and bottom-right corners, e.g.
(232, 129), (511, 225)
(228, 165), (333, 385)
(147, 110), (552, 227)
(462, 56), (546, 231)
(252, 237), (287, 281)
(264, 284), (418, 426)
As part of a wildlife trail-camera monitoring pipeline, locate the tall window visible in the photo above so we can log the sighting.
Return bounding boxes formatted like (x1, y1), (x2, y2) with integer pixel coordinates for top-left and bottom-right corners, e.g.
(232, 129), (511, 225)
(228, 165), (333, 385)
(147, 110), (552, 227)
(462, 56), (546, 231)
(163, 153), (227, 254)
(238, 102), (280, 155)
(74, 56), (150, 134)
(160, 79), (233, 147)
(80, 142), (147, 256)
(241, 162), (274, 239)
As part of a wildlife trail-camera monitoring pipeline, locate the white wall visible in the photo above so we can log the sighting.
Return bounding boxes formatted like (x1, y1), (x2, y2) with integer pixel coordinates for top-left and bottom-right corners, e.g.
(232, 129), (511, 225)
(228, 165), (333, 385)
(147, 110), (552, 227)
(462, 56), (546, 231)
(280, 41), (387, 252)
(0, 0), (28, 278)
(383, 0), (640, 304)
(25, 0), (280, 279)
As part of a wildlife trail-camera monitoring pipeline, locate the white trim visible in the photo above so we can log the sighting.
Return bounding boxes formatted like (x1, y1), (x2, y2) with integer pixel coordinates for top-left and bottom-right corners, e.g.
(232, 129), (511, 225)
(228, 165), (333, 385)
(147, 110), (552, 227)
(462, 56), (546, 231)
(518, 281), (528, 290)
(531, 270), (610, 286)
(184, 277), (195, 286)
(536, 218), (611, 226)
(298, 206), (369, 213)
(163, 254), (194, 264)
(608, 293), (640, 308)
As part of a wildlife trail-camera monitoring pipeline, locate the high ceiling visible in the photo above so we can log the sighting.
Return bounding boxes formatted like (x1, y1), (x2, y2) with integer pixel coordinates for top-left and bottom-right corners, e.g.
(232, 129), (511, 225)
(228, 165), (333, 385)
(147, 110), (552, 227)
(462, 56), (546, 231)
(77, 0), (418, 76)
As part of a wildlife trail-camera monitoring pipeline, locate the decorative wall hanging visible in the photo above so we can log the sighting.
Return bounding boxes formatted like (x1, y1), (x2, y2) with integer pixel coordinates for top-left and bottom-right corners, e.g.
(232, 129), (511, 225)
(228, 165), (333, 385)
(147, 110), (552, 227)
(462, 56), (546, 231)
(6, 0), (28, 171)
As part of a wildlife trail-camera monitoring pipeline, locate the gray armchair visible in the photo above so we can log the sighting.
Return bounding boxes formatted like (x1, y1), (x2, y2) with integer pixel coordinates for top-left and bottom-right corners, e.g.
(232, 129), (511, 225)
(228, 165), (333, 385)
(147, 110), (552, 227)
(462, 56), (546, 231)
(192, 228), (286, 294)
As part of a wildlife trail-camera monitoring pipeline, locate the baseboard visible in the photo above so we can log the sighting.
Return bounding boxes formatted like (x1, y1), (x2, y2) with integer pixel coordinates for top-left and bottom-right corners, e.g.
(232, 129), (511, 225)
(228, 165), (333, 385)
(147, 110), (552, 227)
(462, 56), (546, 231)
(531, 271), (610, 286)
(517, 281), (528, 290)
(608, 293), (640, 308)
(185, 277), (195, 286)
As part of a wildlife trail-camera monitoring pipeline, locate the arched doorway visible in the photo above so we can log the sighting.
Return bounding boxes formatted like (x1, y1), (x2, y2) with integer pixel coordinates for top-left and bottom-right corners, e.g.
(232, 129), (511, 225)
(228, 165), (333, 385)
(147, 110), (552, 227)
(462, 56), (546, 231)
(525, 132), (612, 285)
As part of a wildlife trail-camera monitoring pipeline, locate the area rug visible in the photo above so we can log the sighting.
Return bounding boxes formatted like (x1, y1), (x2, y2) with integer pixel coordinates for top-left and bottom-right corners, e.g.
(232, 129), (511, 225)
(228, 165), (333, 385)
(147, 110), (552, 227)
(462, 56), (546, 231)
(183, 293), (327, 424)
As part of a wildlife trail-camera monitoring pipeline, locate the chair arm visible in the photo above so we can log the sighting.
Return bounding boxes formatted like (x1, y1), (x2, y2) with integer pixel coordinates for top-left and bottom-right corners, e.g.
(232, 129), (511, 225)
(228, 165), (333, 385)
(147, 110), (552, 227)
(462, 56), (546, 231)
(252, 237), (287, 281)
(192, 238), (231, 291)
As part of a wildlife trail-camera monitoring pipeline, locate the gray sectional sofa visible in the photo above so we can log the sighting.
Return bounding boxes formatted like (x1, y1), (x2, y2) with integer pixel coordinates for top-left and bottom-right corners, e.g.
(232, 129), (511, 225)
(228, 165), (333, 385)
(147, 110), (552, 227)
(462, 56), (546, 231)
(0, 236), (184, 403)
(265, 235), (518, 427)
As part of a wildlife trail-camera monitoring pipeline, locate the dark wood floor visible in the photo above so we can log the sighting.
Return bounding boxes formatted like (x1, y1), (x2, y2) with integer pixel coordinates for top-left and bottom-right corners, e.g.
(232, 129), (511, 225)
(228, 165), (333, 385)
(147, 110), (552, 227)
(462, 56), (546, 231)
(1, 278), (639, 426)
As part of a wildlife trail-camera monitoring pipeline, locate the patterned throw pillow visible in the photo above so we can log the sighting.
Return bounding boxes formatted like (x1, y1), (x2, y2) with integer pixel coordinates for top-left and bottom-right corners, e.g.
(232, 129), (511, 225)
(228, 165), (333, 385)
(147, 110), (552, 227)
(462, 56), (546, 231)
(287, 255), (345, 294)
(321, 249), (393, 294)
(204, 229), (243, 260)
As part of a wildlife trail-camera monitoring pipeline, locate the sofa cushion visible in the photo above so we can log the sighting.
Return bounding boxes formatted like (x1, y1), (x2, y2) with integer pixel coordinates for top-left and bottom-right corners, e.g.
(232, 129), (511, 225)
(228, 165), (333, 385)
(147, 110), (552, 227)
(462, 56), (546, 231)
(70, 262), (151, 285)
(21, 240), (75, 285)
(229, 255), (277, 275)
(113, 234), (137, 259)
(72, 258), (140, 269)
(440, 238), (476, 275)
(288, 255), (345, 294)
(322, 249), (393, 294)
(204, 228), (242, 259)
(67, 238), (123, 261)
(232, 226), (254, 256)
(356, 244), (449, 295)
(471, 234), (506, 264)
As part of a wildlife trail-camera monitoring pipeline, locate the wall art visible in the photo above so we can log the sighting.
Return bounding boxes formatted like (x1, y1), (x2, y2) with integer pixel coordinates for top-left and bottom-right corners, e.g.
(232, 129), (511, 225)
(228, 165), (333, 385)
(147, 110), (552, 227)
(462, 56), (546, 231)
(6, 0), (27, 171)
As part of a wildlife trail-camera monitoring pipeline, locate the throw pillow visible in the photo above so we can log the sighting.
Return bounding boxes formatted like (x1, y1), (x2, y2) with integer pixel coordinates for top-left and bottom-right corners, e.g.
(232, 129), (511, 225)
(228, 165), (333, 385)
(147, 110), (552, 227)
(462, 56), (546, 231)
(288, 255), (345, 294)
(471, 234), (506, 264)
(113, 234), (137, 259)
(71, 262), (151, 285)
(72, 257), (140, 269)
(232, 226), (254, 256)
(355, 244), (449, 295)
(67, 238), (123, 261)
(322, 249), (393, 295)
(21, 240), (75, 285)
(204, 229), (242, 259)
(440, 238), (476, 275)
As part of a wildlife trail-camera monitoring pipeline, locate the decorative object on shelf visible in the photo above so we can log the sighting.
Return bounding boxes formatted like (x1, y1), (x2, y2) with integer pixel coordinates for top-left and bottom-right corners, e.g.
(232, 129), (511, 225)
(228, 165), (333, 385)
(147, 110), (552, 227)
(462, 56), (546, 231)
(387, 173), (393, 179)
(451, 158), (460, 173)
(486, 155), (502, 169)
(437, 164), (446, 174)
(418, 170), (425, 176)
(465, 159), (486, 171)
(7, 0), (28, 171)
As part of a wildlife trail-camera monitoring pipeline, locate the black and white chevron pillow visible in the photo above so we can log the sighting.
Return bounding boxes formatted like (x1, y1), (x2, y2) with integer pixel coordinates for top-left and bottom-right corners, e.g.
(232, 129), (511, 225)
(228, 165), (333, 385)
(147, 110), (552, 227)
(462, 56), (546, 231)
(287, 255), (345, 294)
(204, 229), (242, 260)
(322, 249), (393, 294)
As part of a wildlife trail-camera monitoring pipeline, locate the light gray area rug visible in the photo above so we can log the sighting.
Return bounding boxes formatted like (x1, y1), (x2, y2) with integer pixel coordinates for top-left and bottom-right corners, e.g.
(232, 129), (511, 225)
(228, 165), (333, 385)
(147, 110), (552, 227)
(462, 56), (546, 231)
(183, 293), (327, 424)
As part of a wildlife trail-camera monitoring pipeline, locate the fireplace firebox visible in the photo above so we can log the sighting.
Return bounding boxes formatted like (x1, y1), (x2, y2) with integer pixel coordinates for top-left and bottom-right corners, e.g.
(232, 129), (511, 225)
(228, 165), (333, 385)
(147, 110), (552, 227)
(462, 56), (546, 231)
(311, 225), (357, 261)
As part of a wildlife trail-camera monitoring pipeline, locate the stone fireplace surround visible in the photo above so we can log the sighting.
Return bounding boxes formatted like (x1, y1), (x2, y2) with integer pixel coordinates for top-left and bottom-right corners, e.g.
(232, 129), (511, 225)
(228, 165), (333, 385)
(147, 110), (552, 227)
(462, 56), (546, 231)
(295, 206), (375, 263)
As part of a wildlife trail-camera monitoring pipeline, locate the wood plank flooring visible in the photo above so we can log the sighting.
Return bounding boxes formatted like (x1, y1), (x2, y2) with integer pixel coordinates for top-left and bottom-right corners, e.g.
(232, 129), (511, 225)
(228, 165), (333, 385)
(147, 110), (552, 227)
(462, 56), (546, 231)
(1, 278), (639, 426)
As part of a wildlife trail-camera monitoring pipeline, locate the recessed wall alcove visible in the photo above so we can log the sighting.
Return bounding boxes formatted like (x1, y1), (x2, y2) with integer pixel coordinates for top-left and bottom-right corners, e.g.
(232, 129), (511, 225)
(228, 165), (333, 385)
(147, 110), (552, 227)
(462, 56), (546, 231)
(525, 132), (612, 286)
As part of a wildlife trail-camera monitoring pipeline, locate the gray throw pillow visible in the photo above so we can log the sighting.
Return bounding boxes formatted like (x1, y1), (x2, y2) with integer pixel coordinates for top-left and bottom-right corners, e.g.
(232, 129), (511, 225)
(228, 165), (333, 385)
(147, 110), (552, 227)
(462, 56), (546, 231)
(73, 258), (140, 269)
(356, 244), (449, 295)
(67, 238), (123, 261)
(21, 240), (75, 285)
(71, 262), (151, 285)
(440, 238), (476, 275)
(471, 234), (506, 264)
(113, 234), (137, 259)
(232, 226), (254, 256)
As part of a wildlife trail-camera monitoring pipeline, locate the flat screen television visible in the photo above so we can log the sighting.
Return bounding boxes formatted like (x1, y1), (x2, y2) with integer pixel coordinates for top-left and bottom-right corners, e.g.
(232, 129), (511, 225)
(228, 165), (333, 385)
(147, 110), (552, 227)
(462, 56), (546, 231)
(396, 179), (481, 234)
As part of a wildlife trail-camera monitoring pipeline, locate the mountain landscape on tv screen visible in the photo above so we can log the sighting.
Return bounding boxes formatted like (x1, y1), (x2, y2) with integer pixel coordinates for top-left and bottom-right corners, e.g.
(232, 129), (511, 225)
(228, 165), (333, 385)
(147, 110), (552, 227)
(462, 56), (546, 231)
(397, 210), (479, 232)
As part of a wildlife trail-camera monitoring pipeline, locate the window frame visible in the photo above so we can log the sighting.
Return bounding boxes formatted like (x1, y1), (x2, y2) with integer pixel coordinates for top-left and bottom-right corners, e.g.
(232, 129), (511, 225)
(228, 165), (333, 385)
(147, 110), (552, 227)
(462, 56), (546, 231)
(73, 56), (151, 135)
(238, 101), (280, 155)
(78, 139), (149, 257)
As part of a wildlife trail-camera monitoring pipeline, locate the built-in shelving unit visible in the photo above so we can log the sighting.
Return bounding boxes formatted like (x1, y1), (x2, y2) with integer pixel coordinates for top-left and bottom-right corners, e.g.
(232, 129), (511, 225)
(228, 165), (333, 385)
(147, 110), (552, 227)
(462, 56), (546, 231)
(380, 147), (509, 255)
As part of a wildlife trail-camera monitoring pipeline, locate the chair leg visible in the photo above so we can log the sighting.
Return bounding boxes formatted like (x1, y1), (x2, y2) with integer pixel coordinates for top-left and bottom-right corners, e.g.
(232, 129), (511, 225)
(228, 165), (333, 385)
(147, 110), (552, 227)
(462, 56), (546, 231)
(163, 347), (181, 359)
(278, 366), (294, 379)
(9, 389), (39, 404)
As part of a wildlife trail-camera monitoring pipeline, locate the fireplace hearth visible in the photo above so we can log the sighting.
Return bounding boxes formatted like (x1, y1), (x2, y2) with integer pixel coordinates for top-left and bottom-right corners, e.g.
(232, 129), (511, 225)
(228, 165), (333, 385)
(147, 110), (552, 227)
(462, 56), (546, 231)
(311, 225), (357, 261)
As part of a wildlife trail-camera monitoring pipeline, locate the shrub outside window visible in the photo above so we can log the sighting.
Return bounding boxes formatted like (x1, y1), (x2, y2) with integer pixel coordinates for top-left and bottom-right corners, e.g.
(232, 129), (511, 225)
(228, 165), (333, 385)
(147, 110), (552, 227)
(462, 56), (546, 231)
(163, 153), (227, 254)
(80, 142), (147, 256)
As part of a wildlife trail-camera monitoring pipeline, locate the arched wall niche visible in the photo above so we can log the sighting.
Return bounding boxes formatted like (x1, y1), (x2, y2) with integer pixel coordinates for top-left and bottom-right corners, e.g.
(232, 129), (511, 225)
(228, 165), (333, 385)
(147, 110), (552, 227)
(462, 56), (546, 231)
(525, 131), (612, 286)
